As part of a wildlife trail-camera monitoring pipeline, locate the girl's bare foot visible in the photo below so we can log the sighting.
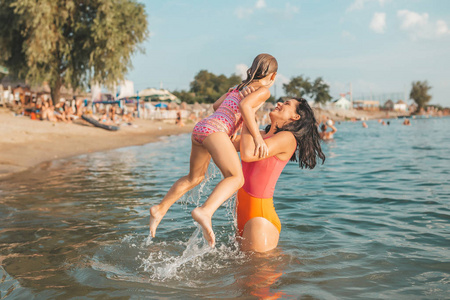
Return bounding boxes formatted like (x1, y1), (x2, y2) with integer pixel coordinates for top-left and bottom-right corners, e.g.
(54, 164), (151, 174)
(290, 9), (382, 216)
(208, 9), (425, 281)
(191, 207), (215, 248)
(149, 205), (164, 238)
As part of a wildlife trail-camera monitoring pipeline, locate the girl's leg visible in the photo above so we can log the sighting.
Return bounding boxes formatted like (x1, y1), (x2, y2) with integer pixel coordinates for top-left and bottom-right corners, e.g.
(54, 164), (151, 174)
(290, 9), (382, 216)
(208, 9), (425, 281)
(149, 138), (211, 237)
(191, 132), (244, 247)
(241, 218), (280, 252)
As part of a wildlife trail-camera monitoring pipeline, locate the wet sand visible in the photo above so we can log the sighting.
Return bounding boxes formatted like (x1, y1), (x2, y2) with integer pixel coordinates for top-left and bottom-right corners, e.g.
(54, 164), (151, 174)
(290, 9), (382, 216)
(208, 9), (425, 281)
(0, 107), (194, 179)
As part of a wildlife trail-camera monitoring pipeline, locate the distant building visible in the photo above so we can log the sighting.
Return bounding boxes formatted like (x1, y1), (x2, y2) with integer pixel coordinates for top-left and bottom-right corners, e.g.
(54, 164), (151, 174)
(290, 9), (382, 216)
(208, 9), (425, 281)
(333, 96), (351, 110)
(353, 100), (380, 111)
(384, 99), (394, 110)
(394, 100), (407, 111)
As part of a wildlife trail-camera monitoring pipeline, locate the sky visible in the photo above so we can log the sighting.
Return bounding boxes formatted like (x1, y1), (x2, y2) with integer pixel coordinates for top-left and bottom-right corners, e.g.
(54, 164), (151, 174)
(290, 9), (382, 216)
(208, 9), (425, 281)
(127, 0), (450, 106)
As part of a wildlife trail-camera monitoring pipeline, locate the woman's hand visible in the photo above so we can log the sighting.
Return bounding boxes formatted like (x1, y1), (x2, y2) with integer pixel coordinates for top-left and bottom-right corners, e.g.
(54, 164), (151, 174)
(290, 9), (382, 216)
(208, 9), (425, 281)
(239, 86), (257, 98)
(254, 136), (269, 158)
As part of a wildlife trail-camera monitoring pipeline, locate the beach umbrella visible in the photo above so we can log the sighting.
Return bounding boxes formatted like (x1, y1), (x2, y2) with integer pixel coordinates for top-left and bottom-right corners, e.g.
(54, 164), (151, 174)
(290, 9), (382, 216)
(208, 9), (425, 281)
(155, 102), (168, 108)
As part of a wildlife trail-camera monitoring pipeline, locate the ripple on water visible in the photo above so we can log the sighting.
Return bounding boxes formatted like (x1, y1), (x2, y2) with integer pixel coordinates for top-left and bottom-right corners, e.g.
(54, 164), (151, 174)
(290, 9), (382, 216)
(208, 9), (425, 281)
(0, 118), (449, 298)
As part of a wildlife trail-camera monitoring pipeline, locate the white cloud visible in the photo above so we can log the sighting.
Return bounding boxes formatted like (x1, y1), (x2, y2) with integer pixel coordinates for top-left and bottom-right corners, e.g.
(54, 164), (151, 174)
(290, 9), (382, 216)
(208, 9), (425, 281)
(397, 10), (450, 40)
(235, 2), (299, 20)
(347, 0), (365, 12)
(342, 30), (356, 40)
(370, 12), (386, 33)
(255, 0), (266, 9)
(273, 73), (290, 98)
(266, 3), (299, 20)
(398, 10), (428, 29)
(436, 20), (449, 36)
(235, 0), (266, 19)
(347, 0), (389, 12)
(235, 64), (249, 80)
(234, 7), (254, 19)
(275, 73), (290, 86)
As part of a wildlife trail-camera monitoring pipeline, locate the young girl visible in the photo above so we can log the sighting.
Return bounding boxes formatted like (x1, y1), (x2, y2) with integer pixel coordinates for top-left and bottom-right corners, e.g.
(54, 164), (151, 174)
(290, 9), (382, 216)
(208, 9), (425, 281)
(149, 53), (278, 247)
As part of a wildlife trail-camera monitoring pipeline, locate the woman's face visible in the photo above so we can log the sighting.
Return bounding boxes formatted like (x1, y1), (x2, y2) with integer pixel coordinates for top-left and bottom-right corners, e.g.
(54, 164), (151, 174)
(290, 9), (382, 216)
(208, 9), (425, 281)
(269, 99), (300, 123)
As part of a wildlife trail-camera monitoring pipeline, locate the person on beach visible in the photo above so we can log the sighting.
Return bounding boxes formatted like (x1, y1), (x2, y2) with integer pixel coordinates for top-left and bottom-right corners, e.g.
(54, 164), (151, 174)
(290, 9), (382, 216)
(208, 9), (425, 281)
(235, 89), (325, 252)
(149, 54), (278, 247)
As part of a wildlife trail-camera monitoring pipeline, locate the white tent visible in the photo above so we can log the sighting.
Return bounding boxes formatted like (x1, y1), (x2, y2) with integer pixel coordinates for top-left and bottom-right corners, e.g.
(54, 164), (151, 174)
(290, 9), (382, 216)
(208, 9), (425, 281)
(117, 80), (134, 99)
(91, 82), (102, 102)
(136, 88), (178, 102)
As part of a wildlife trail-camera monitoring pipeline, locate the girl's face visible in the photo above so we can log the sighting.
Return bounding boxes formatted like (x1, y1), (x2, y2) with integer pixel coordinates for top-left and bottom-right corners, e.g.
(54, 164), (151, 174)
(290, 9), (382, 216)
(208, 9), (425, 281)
(270, 99), (300, 123)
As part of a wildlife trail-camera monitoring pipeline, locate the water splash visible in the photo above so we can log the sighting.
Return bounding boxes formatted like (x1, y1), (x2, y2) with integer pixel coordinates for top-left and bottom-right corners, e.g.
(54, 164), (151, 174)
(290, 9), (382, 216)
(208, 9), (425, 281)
(139, 223), (213, 280)
(182, 162), (221, 207)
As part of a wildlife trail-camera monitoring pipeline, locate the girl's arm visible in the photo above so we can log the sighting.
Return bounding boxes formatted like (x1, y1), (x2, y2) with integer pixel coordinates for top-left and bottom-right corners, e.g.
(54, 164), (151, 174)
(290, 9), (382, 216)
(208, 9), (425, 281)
(240, 123), (296, 162)
(238, 86), (271, 158)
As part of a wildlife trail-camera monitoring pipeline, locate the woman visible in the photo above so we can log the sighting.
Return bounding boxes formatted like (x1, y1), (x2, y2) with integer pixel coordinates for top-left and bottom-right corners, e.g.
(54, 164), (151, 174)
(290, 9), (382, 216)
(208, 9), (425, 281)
(319, 122), (337, 140)
(235, 96), (325, 252)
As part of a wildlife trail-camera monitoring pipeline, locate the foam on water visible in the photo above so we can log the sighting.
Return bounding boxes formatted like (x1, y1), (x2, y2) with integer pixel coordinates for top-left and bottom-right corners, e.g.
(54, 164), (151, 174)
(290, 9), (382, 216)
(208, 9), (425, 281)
(137, 161), (243, 282)
(140, 223), (213, 280)
(88, 162), (244, 283)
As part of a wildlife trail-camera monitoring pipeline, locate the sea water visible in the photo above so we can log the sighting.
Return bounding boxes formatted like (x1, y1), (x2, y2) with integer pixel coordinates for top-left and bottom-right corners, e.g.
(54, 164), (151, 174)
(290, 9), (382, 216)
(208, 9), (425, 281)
(0, 117), (449, 299)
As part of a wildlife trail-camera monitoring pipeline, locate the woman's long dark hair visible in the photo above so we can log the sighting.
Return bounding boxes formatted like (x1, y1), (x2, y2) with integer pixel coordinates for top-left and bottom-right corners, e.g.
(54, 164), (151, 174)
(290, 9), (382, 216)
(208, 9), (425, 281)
(265, 98), (325, 169)
(237, 54), (278, 91)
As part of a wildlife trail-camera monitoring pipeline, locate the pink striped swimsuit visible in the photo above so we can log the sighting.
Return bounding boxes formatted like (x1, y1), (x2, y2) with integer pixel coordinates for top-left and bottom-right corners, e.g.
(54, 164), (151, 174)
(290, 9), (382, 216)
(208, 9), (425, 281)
(192, 88), (243, 144)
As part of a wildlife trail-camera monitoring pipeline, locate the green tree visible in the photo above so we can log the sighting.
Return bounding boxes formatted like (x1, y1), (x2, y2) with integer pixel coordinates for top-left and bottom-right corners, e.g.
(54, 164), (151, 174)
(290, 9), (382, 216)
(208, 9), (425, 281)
(172, 90), (196, 104)
(0, 0), (148, 104)
(410, 81), (432, 111)
(311, 77), (332, 105)
(189, 70), (241, 103)
(283, 75), (312, 98)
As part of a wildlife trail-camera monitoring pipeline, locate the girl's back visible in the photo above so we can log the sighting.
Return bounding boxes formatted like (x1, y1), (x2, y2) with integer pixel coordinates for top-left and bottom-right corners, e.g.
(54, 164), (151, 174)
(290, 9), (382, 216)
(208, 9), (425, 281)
(192, 88), (243, 144)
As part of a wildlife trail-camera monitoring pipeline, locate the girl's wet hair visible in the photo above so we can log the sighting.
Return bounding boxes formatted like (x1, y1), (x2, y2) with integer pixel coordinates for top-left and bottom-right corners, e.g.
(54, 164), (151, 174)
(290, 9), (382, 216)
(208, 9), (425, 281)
(237, 54), (278, 91)
(265, 98), (325, 169)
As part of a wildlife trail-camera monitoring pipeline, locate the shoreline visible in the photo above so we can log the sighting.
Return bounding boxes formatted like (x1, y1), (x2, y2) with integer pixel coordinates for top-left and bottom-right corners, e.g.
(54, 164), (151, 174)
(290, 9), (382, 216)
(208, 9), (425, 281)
(0, 105), (430, 181)
(0, 107), (194, 180)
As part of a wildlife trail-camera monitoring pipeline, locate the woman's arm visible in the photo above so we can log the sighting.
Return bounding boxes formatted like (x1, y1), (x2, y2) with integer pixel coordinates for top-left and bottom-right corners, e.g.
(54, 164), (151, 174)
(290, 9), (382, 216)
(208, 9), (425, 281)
(240, 124), (297, 162)
(238, 86), (271, 158)
(330, 124), (337, 134)
(213, 87), (236, 111)
(232, 134), (241, 152)
(213, 92), (228, 111)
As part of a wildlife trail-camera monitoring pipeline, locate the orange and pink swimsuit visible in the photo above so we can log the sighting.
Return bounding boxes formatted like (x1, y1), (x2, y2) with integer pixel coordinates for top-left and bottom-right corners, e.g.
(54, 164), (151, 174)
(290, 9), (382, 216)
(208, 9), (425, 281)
(192, 88), (243, 144)
(237, 153), (293, 236)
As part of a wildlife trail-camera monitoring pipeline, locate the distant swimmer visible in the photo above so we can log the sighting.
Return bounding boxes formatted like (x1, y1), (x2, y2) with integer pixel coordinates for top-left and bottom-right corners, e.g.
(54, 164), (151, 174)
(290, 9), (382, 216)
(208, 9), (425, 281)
(403, 119), (411, 126)
(381, 121), (386, 125)
(362, 122), (368, 128)
(320, 120), (337, 140)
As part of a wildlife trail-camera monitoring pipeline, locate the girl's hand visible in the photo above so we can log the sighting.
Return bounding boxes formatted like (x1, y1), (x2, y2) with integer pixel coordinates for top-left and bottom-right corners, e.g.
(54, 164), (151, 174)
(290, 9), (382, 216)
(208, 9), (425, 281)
(254, 136), (269, 158)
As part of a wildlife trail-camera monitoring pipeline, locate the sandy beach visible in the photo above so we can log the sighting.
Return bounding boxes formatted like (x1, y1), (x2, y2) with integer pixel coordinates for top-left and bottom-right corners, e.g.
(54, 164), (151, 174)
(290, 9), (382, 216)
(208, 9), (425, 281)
(0, 104), (412, 180)
(0, 107), (194, 179)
